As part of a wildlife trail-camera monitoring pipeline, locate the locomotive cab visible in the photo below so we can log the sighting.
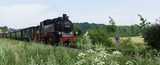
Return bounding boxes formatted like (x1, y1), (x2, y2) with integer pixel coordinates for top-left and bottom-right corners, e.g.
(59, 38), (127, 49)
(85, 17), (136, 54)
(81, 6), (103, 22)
(40, 19), (55, 35)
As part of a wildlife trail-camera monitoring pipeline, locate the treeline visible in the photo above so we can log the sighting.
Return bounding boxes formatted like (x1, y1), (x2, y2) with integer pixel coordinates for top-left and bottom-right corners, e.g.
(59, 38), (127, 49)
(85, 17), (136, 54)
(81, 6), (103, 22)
(73, 22), (140, 37)
(0, 26), (15, 32)
(111, 24), (140, 37)
(73, 22), (105, 31)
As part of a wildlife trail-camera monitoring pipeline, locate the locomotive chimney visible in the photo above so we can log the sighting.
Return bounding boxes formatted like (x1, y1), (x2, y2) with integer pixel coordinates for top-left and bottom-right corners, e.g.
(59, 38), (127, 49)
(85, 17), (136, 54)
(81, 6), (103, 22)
(63, 14), (67, 20)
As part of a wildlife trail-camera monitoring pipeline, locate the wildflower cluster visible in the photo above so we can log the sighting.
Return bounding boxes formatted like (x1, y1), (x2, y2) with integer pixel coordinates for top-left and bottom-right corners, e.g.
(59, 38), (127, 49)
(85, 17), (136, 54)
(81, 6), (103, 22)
(75, 49), (122, 65)
(126, 60), (133, 65)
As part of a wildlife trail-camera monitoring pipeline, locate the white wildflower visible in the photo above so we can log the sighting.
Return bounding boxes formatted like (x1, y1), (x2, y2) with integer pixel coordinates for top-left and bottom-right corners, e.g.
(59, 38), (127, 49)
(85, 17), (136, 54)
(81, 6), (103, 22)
(100, 50), (107, 55)
(106, 53), (111, 57)
(92, 57), (100, 64)
(97, 61), (105, 65)
(97, 50), (108, 60)
(110, 61), (119, 65)
(75, 59), (86, 65)
(126, 60), (133, 65)
(113, 51), (122, 55)
(87, 49), (96, 54)
(78, 53), (86, 58)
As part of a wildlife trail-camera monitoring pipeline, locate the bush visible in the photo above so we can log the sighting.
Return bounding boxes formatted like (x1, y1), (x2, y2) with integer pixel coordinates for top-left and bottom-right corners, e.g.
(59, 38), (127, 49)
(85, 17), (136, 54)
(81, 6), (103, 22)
(88, 27), (112, 46)
(143, 24), (160, 49)
(73, 25), (83, 36)
(120, 38), (136, 49)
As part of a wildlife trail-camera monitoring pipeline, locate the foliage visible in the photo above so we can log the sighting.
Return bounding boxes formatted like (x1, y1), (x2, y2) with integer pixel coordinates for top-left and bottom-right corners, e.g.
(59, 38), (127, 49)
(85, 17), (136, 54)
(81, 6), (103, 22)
(73, 22), (104, 31)
(138, 14), (151, 32)
(120, 38), (136, 49)
(103, 25), (117, 33)
(73, 25), (83, 36)
(0, 26), (15, 32)
(101, 25), (140, 37)
(74, 22), (140, 37)
(115, 25), (140, 37)
(138, 14), (160, 49)
(143, 24), (160, 49)
(88, 26), (112, 46)
(109, 16), (116, 25)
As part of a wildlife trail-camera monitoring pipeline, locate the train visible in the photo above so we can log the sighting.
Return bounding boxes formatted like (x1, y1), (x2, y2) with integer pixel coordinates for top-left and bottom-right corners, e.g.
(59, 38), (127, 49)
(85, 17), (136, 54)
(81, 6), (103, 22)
(0, 14), (77, 45)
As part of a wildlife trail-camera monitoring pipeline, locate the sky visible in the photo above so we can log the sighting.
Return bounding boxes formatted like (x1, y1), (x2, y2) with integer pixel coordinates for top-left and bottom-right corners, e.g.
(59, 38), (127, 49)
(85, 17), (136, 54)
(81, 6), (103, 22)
(0, 0), (160, 29)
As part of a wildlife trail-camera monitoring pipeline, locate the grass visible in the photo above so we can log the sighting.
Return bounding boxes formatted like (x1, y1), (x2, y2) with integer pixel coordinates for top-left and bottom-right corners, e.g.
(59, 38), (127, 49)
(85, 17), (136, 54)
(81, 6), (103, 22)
(111, 36), (145, 44)
(109, 36), (149, 51)
(74, 36), (148, 51)
(0, 38), (79, 65)
(120, 36), (145, 44)
(0, 37), (160, 65)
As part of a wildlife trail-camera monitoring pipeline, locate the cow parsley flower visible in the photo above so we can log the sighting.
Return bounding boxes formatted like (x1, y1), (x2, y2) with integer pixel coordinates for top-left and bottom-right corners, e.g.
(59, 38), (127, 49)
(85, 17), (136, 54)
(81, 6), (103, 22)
(126, 60), (133, 65)
(87, 49), (96, 54)
(92, 57), (100, 64)
(110, 61), (119, 65)
(75, 59), (86, 65)
(77, 53), (86, 60)
(97, 61), (105, 65)
(78, 53), (86, 58)
(113, 51), (122, 55)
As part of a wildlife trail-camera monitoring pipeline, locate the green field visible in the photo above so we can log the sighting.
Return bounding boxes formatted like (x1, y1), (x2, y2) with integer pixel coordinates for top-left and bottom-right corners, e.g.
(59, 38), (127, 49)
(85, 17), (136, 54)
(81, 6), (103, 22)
(0, 38), (160, 65)
(112, 36), (144, 44)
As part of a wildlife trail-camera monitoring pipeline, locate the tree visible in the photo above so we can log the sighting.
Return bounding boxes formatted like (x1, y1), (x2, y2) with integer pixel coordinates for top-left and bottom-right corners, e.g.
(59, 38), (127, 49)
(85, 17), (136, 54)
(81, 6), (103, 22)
(88, 26), (112, 46)
(138, 14), (151, 30)
(138, 14), (160, 49)
(73, 25), (83, 36)
(143, 24), (160, 49)
(155, 17), (160, 24)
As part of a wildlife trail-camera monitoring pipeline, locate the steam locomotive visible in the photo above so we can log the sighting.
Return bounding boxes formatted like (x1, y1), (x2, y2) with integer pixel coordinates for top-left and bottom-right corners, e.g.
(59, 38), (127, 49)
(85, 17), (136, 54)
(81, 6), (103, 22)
(0, 14), (77, 45)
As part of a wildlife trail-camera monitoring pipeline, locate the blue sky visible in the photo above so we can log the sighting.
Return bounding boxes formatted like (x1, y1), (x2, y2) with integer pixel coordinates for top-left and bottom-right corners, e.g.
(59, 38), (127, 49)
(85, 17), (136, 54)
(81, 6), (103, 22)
(0, 0), (160, 29)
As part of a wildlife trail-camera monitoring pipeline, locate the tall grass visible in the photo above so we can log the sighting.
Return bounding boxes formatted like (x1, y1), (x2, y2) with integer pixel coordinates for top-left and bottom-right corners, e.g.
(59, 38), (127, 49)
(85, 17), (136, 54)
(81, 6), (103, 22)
(0, 38), (160, 65)
(0, 38), (79, 65)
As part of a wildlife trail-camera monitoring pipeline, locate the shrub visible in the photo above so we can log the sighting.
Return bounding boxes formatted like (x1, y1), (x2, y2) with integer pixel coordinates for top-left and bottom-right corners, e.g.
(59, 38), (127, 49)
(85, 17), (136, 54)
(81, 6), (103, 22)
(120, 38), (136, 49)
(88, 26), (112, 46)
(73, 25), (83, 36)
(143, 24), (160, 49)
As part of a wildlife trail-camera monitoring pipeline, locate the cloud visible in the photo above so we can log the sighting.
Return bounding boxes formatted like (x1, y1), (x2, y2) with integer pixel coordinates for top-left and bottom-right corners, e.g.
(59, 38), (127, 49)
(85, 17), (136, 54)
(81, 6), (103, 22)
(0, 4), (59, 29)
(0, 4), (48, 15)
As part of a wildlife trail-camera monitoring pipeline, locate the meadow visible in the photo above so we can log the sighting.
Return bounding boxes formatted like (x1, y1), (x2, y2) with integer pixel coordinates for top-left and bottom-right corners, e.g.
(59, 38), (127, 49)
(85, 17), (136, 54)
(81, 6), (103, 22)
(0, 38), (160, 65)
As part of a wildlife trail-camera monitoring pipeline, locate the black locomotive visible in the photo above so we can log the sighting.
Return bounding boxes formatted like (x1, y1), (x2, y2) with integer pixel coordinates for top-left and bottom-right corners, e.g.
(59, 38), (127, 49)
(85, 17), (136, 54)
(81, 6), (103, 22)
(0, 14), (76, 45)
